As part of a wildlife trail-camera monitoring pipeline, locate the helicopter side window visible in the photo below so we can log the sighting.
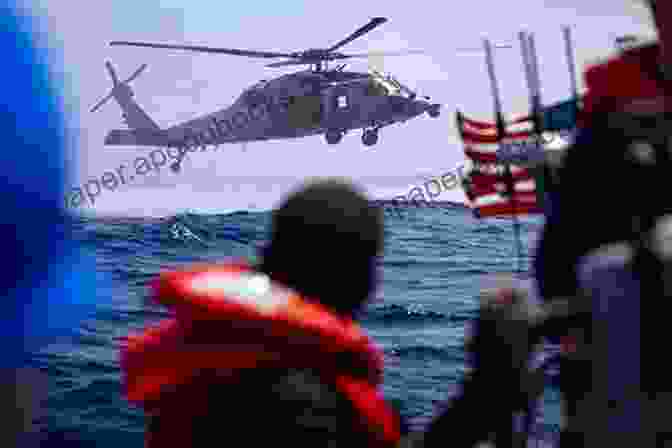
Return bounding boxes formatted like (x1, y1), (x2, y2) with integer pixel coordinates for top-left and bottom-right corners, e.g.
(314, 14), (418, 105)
(337, 96), (348, 108)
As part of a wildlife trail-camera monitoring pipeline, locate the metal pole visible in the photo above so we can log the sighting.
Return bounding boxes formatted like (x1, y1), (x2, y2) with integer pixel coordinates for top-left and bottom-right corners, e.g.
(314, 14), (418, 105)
(483, 39), (504, 123)
(519, 31), (535, 112)
(563, 26), (580, 122)
(563, 26), (578, 101)
(483, 38), (523, 277)
(527, 33), (543, 120)
(520, 31), (544, 134)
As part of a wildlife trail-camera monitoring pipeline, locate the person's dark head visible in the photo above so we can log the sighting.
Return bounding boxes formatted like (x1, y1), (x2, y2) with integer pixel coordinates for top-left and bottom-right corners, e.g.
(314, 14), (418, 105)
(259, 179), (383, 318)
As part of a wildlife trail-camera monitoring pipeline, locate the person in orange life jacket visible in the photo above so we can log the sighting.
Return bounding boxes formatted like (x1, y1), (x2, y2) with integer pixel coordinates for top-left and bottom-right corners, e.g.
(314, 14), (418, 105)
(121, 179), (410, 448)
(532, 0), (671, 445)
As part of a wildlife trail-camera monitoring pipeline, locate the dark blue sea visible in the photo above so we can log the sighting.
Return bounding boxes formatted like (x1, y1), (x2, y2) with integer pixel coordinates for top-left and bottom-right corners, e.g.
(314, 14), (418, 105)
(34, 204), (563, 446)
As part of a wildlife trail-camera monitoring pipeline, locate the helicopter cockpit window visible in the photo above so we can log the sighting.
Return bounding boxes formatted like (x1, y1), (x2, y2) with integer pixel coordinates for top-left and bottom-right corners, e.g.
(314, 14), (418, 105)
(366, 79), (389, 96)
(369, 72), (405, 97)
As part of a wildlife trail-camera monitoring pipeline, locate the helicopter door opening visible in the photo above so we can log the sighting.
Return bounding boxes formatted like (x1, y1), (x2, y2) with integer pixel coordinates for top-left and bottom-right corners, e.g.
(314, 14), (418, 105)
(286, 94), (323, 129)
(322, 87), (353, 129)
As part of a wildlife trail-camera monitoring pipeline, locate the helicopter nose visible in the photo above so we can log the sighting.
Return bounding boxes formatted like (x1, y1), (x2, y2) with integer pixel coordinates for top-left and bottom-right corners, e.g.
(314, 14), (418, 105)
(388, 96), (407, 113)
(406, 100), (430, 117)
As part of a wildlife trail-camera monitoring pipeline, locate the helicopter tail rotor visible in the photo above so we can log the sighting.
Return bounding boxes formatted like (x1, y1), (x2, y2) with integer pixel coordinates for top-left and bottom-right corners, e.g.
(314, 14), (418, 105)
(90, 62), (147, 113)
(106, 61), (119, 85)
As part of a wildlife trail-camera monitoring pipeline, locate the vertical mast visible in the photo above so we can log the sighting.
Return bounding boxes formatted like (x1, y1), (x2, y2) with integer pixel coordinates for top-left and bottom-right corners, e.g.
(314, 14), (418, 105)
(483, 38), (523, 277)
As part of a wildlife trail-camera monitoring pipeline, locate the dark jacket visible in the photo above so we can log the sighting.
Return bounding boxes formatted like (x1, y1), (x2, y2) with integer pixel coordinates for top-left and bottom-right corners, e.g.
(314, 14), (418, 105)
(534, 42), (671, 301)
(147, 368), (393, 447)
(533, 41), (671, 445)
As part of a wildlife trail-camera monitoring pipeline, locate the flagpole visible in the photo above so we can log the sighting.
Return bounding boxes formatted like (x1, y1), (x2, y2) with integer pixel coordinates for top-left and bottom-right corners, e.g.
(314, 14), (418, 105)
(526, 33), (543, 125)
(562, 26), (580, 120)
(516, 31), (544, 442)
(519, 31), (534, 110)
(455, 111), (480, 218)
(563, 26), (578, 101)
(483, 38), (523, 278)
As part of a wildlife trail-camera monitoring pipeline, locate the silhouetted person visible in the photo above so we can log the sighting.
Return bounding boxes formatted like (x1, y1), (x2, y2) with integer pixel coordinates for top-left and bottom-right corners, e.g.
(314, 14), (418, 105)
(534, 0), (671, 444)
(122, 179), (405, 447)
(124, 177), (564, 448)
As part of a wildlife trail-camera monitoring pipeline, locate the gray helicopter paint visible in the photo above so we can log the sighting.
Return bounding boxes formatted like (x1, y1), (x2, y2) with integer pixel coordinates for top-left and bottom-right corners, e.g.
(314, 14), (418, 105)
(98, 18), (441, 148)
(161, 74), (432, 144)
(98, 68), (438, 148)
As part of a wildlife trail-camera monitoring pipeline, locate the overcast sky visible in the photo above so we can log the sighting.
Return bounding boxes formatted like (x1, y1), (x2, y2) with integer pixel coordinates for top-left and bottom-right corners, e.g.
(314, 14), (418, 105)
(22, 0), (656, 216)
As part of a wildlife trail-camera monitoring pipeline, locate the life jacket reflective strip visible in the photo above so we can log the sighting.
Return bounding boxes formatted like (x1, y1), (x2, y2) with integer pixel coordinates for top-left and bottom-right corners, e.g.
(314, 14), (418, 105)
(121, 262), (401, 447)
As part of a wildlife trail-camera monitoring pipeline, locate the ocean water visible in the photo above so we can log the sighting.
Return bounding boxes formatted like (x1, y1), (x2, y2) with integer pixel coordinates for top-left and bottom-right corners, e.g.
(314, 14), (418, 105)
(33, 204), (563, 446)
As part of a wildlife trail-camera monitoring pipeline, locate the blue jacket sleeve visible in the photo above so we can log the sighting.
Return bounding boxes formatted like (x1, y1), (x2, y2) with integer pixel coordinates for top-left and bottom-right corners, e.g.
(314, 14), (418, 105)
(1, 5), (98, 368)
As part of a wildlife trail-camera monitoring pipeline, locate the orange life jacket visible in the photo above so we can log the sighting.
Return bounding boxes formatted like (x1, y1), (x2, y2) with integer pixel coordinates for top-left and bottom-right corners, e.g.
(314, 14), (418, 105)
(120, 261), (401, 447)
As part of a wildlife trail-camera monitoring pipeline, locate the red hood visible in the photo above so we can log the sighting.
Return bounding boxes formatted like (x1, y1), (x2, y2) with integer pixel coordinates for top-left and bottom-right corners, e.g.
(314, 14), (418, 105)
(581, 43), (669, 125)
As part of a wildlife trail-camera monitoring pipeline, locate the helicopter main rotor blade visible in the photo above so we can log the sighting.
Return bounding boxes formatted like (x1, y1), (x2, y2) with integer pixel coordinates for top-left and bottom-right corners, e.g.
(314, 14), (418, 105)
(454, 44), (513, 53)
(90, 93), (113, 113)
(336, 49), (426, 59)
(105, 61), (119, 85)
(326, 17), (387, 53)
(110, 41), (294, 59)
(265, 60), (314, 68)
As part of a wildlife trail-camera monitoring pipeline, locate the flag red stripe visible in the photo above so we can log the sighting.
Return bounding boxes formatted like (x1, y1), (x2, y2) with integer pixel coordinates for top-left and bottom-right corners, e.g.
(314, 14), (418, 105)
(465, 149), (498, 163)
(457, 110), (542, 218)
(476, 203), (543, 217)
(460, 114), (531, 129)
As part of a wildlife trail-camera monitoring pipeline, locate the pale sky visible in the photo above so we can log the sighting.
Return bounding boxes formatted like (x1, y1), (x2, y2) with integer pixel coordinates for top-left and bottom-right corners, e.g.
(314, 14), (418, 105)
(22, 0), (656, 216)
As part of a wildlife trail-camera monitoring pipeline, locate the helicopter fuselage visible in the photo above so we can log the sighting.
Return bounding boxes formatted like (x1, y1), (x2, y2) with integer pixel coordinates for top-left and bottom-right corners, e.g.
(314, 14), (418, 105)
(158, 70), (437, 147)
(101, 17), (442, 149)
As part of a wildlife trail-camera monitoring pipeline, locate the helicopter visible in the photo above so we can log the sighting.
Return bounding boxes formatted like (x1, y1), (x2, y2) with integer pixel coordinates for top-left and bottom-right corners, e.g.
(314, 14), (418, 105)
(91, 17), (443, 172)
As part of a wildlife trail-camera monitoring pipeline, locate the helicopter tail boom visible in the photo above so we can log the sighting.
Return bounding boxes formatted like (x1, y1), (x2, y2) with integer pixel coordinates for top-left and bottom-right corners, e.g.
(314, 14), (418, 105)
(104, 129), (170, 146)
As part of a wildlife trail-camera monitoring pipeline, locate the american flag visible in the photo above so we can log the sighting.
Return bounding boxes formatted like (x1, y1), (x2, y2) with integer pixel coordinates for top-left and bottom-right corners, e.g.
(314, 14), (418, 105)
(456, 111), (543, 218)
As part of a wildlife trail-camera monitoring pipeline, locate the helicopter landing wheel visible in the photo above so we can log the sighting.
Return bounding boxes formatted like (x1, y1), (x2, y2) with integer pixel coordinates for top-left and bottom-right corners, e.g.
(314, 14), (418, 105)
(362, 129), (378, 146)
(170, 162), (181, 173)
(325, 130), (342, 145)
